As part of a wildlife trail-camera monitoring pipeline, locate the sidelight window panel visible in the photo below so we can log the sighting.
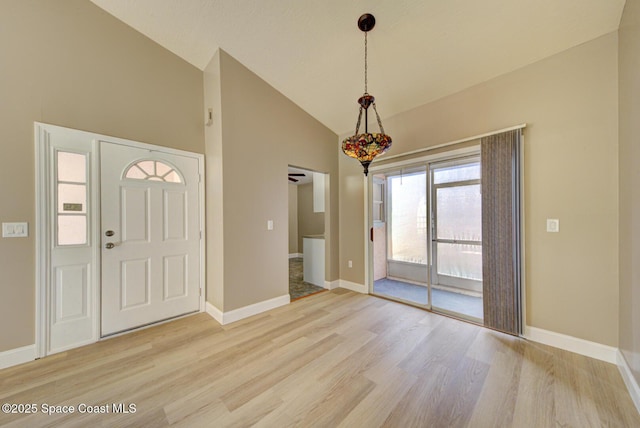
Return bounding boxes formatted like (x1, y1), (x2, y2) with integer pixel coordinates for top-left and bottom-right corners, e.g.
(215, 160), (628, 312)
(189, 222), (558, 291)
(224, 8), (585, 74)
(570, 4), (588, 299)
(57, 216), (87, 246)
(58, 184), (87, 214)
(56, 150), (89, 247)
(57, 152), (86, 183)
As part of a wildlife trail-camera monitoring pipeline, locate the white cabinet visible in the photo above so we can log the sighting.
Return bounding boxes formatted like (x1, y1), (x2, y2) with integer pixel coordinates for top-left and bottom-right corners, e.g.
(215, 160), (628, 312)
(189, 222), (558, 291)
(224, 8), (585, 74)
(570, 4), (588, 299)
(303, 236), (325, 287)
(313, 172), (325, 213)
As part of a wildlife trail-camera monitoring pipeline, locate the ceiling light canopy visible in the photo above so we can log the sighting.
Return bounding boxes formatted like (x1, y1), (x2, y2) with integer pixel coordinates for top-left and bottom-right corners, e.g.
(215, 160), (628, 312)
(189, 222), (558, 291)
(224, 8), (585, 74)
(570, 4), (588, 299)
(341, 13), (392, 176)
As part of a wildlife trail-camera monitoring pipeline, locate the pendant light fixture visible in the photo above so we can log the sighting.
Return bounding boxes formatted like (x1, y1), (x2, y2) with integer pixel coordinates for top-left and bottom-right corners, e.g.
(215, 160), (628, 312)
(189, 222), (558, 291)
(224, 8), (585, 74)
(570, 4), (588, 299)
(341, 13), (392, 176)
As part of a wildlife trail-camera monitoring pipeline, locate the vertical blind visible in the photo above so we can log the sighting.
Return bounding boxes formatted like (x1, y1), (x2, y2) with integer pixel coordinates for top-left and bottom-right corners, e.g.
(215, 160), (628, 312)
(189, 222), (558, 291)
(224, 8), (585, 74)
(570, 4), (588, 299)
(481, 129), (522, 335)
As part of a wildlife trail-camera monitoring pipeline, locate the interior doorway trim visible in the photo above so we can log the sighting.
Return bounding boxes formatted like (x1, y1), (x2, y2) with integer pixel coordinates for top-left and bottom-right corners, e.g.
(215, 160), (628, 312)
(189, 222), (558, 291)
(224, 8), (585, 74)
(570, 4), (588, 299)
(35, 122), (206, 358)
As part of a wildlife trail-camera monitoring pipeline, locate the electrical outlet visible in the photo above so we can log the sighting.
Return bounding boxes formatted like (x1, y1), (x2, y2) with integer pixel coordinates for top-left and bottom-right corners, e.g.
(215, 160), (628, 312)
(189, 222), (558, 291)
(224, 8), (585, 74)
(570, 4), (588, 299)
(546, 219), (559, 233)
(348, 260), (353, 268)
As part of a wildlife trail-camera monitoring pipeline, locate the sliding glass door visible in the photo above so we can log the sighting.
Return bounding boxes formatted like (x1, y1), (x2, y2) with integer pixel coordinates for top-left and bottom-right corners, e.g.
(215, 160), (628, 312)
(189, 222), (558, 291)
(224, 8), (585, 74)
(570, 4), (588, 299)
(372, 167), (428, 306)
(430, 158), (483, 321)
(370, 155), (483, 323)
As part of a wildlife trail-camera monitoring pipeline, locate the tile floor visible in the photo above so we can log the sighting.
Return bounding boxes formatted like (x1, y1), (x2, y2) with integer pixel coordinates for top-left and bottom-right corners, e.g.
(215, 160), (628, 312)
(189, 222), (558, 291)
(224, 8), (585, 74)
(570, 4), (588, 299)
(289, 257), (326, 300)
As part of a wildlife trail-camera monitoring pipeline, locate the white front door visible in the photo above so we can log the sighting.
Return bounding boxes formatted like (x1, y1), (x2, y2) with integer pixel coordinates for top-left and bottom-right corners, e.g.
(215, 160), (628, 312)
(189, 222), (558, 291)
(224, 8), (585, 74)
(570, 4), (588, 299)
(100, 141), (201, 336)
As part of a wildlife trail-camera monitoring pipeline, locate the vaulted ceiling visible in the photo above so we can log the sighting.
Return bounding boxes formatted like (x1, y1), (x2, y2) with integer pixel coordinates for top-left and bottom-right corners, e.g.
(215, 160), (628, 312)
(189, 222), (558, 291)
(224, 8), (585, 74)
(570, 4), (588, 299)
(90, 0), (625, 135)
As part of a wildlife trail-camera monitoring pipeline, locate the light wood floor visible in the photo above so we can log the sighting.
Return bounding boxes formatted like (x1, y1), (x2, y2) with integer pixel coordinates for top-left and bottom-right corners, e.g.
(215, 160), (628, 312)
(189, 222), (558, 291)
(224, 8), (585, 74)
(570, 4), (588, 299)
(1, 289), (638, 427)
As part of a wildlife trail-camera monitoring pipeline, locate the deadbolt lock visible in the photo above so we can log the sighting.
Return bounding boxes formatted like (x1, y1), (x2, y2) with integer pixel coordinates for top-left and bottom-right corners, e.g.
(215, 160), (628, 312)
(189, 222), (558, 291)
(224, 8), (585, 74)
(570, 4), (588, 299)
(105, 230), (114, 237)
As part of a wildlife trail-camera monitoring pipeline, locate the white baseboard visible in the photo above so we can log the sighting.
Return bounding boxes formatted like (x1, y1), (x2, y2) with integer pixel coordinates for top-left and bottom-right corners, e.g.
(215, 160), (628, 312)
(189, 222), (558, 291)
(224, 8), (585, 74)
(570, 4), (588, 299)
(206, 301), (224, 325)
(205, 294), (290, 325)
(0, 344), (36, 370)
(617, 350), (640, 414)
(339, 280), (368, 294)
(324, 280), (339, 290)
(524, 326), (617, 364)
(288, 253), (303, 259)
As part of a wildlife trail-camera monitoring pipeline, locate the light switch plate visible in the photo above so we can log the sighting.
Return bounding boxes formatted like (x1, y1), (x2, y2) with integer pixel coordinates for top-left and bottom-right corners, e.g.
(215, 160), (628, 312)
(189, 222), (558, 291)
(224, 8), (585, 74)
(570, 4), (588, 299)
(546, 219), (559, 233)
(267, 220), (274, 231)
(2, 222), (29, 237)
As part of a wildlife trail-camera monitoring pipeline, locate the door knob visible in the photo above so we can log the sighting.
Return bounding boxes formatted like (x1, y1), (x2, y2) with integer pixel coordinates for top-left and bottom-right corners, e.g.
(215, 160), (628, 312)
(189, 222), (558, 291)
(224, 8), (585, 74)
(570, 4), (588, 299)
(105, 230), (115, 237)
(105, 242), (115, 249)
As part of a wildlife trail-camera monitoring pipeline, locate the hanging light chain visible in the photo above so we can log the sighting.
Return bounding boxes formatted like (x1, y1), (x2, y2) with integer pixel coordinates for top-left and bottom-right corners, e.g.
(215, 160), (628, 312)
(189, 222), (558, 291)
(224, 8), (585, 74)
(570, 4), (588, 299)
(364, 31), (368, 94)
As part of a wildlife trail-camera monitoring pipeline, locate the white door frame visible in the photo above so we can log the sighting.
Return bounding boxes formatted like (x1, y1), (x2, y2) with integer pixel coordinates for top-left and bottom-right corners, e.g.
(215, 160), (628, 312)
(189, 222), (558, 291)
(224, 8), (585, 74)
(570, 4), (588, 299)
(366, 145), (481, 299)
(35, 122), (206, 358)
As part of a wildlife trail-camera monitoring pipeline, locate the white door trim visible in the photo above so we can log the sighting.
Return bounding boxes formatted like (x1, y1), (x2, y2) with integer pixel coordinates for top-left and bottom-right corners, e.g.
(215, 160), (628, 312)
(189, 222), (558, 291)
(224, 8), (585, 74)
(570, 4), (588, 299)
(34, 125), (49, 358)
(35, 122), (206, 358)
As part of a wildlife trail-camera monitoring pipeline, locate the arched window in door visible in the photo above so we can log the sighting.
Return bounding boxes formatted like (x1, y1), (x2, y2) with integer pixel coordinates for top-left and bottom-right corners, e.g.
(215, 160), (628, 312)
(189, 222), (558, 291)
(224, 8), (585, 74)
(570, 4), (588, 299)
(123, 159), (183, 183)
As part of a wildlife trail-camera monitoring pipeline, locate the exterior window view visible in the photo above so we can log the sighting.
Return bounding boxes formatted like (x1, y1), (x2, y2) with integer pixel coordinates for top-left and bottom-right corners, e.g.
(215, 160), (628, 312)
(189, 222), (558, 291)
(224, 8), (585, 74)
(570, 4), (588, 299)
(373, 159), (483, 321)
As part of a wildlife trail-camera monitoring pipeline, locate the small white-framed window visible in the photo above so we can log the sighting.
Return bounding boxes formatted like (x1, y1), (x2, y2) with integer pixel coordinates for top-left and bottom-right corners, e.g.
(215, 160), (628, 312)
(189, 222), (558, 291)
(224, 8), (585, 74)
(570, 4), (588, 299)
(55, 150), (89, 246)
(372, 177), (385, 223)
(124, 160), (183, 183)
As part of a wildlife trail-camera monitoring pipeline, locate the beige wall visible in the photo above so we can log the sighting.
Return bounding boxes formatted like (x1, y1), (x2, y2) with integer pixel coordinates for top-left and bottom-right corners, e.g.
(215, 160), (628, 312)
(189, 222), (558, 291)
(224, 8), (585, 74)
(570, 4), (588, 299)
(297, 183), (325, 251)
(206, 50), (338, 312)
(288, 184), (299, 254)
(0, 0), (204, 353)
(204, 51), (225, 309)
(619, 0), (640, 385)
(339, 33), (619, 346)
